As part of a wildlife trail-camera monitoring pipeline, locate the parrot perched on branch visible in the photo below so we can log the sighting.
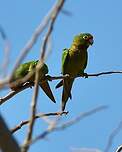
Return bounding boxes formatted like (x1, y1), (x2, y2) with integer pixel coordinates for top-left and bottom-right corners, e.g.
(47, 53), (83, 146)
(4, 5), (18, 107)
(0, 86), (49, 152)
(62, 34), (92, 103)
(9, 60), (56, 103)
(56, 33), (94, 111)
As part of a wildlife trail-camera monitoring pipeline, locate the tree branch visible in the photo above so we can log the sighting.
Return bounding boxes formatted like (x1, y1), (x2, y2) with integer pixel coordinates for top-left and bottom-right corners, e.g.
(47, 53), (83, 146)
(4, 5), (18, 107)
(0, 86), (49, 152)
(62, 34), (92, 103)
(47, 70), (122, 80)
(1, 70), (122, 106)
(0, 114), (21, 152)
(0, 82), (33, 105)
(87, 71), (122, 77)
(0, 25), (11, 77)
(11, 111), (68, 133)
(0, 0), (66, 88)
(21, 1), (65, 152)
(104, 120), (122, 152)
(29, 105), (108, 146)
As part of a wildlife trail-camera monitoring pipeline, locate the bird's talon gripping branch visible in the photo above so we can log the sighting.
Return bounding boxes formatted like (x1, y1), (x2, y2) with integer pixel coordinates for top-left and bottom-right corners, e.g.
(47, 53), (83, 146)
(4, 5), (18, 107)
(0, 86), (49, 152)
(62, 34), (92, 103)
(65, 74), (70, 79)
(57, 111), (69, 116)
(63, 111), (69, 115)
(83, 73), (88, 78)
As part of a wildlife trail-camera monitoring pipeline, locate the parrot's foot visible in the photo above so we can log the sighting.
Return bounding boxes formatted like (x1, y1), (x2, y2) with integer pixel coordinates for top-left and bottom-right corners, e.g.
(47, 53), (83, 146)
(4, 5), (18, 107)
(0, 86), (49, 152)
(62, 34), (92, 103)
(83, 73), (88, 78)
(65, 74), (70, 79)
(46, 75), (52, 81)
(77, 72), (88, 78)
(57, 111), (69, 116)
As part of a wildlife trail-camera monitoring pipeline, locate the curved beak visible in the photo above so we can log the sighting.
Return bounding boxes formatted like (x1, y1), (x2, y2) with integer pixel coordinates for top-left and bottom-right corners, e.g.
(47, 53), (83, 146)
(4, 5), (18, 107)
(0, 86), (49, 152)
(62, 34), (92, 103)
(89, 38), (94, 45)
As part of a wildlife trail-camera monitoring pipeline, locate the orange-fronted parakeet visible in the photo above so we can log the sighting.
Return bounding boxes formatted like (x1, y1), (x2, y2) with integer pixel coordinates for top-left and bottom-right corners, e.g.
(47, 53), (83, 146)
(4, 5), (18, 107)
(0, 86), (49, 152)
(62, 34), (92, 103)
(56, 33), (94, 111)
(9, 60), (56, 103)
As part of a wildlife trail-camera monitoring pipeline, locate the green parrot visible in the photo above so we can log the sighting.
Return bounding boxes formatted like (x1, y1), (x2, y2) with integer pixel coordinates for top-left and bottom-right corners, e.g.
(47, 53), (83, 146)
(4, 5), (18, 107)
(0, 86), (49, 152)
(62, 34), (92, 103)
(9, 60), (56, 103)
(56, 33), (94, 111)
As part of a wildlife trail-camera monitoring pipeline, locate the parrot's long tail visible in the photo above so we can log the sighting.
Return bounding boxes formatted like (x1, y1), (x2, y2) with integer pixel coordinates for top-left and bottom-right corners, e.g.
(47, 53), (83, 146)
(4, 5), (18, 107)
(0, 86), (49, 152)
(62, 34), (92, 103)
(62, 78), (74, 111)
(56, 80), (72, 99)
(55, 80), (63, 88)
(39, 81), (56, 103)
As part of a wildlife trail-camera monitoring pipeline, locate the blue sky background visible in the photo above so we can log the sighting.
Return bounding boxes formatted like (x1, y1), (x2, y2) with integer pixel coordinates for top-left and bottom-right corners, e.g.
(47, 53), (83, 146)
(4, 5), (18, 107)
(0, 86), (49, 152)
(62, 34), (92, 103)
(0, 0), (122, 152)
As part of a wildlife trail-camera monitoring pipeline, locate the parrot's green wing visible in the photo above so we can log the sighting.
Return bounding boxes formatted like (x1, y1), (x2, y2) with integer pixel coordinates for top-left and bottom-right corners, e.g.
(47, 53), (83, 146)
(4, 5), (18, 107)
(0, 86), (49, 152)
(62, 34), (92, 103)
(56, 49), (73, 111)
(77, 52), (88, 77)
(11, 60), (38, 81)
(10, 60), (56, 103)
(55, 49), (69, 89)
(9, 61), (38, 90)
(38, 63), (48, 75)
(62, 48), (69, 74)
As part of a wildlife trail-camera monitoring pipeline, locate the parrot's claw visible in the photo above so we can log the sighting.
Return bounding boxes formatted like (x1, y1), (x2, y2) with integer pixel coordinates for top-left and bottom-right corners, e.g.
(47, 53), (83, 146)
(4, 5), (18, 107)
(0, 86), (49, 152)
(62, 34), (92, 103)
(83, 73), (88, 78)
(65, 74), (70, 79)
(57, 111), (69, 116)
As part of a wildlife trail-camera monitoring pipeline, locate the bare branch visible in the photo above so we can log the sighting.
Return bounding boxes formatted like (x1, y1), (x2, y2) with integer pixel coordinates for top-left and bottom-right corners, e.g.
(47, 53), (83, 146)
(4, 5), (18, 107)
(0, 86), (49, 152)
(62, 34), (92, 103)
(1, 70), (122, 106)
(0, 0), (66, 88)
(11, 111), (68, 133)
(9, 0), (64, 81)
(21, 74), (40, 152)
(56, 105), (108, 130)
(48, 71), (122, 80)
(0, 25), (11, 77)
(30, 105), (108, 145)
(0, 114), (21, 152)
(104, 120), (122, 152)
(21, 1), (65, 152)
(87, 71), (122, 77)
(40, 0), (65, 60)
(0, 82), (33, 105)
(70, 147), (102, 152)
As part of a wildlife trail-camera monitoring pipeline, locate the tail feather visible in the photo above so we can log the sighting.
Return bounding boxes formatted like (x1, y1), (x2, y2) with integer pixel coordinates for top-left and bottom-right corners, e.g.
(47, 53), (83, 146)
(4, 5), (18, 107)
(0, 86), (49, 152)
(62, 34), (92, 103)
(55, 80), (63, 89)
(62, 78), (74, 111)
(39, 81), (56, 103)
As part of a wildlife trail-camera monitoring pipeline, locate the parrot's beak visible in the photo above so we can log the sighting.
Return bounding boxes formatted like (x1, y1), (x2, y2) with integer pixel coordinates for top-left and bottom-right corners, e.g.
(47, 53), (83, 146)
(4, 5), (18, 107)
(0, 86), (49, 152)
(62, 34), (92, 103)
(89, 38), (94, 45)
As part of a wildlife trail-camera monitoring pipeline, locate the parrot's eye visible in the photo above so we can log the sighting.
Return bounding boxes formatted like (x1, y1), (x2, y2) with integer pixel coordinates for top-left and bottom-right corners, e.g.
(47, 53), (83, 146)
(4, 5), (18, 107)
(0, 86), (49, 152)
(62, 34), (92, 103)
(83, 35), (89, 40)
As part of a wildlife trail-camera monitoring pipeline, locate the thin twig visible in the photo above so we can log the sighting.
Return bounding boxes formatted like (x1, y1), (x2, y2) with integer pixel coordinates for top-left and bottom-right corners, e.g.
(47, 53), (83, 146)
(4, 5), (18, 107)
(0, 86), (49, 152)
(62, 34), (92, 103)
(40, 0), (65, 59)
(0, 70), (122, 90)
(104, 120), (122, 152)
(46, 70), (122, 81)
(87, 71), (122, 77)
(0, 0), (65, 88)
(22, 72), (40, 152)
(0, 82), (33, 105)
(56, 105), (108, 130)
(70, 147), (102, 152)
(30, 105), (108, 145)
(21, 1), (65, 152)
(11, 111), (68, 133)
(0, 25), (11, 77)
(1, 70), (122, 105)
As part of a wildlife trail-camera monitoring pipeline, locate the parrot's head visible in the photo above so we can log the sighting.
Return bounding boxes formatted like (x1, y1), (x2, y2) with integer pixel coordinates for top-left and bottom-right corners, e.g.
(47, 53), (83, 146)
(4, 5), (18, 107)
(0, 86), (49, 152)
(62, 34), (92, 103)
(73, 33), (94, 48)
